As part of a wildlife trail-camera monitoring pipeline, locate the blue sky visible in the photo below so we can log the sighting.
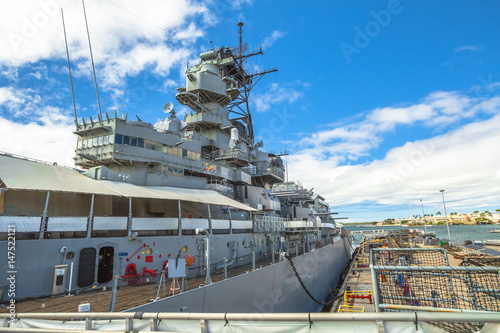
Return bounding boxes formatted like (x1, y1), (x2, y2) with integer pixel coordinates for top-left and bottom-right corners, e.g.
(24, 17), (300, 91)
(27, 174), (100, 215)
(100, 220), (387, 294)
(1, 0), (499, 222)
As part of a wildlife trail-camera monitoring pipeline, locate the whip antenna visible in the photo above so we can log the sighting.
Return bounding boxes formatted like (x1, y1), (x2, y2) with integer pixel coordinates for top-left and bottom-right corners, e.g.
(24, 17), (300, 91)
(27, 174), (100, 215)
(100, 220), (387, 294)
(82, 0), (103, 125)
(61, 8), (78, 129)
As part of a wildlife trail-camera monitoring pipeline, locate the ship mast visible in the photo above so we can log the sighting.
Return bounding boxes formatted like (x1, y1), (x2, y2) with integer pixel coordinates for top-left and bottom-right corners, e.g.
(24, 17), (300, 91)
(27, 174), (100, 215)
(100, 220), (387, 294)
(227, 22), (277, 146)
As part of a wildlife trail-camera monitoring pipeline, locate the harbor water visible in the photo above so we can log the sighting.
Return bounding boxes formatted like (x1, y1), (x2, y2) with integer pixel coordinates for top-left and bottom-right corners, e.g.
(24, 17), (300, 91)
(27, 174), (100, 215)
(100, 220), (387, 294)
(345, 224), (500, 244)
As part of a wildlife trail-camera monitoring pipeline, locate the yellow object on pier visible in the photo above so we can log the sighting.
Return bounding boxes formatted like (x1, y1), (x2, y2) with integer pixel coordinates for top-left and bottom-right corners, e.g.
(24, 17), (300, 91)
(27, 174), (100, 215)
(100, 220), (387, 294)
(338, 305), (365, 312)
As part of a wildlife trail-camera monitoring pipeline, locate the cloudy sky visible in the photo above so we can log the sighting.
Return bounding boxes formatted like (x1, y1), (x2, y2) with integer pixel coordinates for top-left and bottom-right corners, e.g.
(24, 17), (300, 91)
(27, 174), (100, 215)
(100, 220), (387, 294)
(1, 1), (499, 222)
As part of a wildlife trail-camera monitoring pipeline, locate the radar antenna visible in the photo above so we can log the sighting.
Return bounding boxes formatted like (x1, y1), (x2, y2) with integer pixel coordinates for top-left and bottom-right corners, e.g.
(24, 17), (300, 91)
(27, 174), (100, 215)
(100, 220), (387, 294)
(227, 22), (278, 145)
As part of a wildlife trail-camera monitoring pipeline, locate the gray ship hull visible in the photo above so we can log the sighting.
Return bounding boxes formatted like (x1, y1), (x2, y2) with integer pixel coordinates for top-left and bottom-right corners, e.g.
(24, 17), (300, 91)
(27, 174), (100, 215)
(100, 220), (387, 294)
(0, 233), (274, 301)
(1, 230), (346, 303)
(125, 236), (350, 313)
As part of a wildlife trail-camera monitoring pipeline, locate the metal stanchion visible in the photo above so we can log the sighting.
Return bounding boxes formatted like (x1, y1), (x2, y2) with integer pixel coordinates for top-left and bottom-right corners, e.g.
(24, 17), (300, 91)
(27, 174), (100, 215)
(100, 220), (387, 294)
(109, 276), (118, 312)
(223, 258), (227, 280)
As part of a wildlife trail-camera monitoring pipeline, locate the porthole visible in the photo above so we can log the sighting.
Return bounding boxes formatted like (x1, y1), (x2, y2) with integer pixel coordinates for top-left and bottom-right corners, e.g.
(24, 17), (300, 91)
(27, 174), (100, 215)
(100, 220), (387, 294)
(66, 251), (75, 260)
(146, 248), (153, 255)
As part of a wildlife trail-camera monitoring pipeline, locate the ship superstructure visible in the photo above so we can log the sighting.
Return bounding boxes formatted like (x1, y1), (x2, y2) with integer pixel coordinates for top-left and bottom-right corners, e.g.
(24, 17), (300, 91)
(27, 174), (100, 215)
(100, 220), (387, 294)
(0, 22), (349, 308)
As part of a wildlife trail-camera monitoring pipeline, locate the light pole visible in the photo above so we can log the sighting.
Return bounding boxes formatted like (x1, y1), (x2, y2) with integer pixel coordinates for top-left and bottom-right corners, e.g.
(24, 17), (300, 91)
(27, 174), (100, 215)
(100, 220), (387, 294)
(439, 190), (452, 243)
(196, 228), (212, 285)
(420, 199), (427, 234)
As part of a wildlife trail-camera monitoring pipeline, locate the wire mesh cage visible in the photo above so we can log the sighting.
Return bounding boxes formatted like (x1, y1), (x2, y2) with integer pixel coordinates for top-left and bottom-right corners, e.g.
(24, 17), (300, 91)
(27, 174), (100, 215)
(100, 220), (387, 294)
(372, 248), (500, 333)
(372, 248), (448, 266)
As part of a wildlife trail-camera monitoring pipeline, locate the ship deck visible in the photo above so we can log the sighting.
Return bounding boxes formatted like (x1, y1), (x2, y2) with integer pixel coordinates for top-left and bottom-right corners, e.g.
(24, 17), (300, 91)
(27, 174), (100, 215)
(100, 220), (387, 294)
(0, 257), (274, 314)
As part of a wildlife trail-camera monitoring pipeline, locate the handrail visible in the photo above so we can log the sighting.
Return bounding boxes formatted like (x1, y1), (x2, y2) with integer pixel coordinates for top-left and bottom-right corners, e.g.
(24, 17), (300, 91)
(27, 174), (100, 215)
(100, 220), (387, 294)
(2, 311), (500, 322)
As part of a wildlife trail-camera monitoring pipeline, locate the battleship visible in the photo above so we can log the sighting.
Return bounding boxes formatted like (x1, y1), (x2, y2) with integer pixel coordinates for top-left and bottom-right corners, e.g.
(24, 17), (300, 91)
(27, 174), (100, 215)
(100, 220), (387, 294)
(0, 20), (350, 313)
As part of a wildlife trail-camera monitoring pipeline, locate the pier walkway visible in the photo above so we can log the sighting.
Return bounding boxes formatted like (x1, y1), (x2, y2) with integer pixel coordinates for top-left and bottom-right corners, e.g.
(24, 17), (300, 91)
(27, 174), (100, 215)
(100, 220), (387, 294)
(331, 245), (375, 313)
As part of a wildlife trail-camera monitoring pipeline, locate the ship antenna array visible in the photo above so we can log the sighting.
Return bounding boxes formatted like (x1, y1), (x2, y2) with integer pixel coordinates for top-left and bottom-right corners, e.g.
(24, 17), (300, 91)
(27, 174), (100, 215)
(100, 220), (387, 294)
(82, 0), (103, 126)
(61, 8), (78, 129)
(227, 22), (278, 146)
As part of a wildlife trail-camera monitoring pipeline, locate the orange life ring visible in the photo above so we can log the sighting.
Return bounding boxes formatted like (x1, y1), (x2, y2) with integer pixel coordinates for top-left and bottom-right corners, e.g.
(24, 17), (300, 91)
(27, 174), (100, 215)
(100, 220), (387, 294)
(185, 254), (195, 266)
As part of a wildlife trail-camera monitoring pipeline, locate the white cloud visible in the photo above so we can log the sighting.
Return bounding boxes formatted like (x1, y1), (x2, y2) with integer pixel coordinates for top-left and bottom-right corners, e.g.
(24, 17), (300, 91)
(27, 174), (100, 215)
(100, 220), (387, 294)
(0, 87), (76, 166)
(253, 82), (303, 113)
(299, 90), (497, 163)
(100, 44), (191, 88)
(231, 0), (253, 10)
(0, 87), (24, 105)
(0, 84), (78, 166)
(261, 30), (284, 49)
(0, 0), (209, 89)
(288, 92), (500, 214)
(0, 66), (19, 81)
(454, 45), (484, 52)
(0, 116), (76, 166)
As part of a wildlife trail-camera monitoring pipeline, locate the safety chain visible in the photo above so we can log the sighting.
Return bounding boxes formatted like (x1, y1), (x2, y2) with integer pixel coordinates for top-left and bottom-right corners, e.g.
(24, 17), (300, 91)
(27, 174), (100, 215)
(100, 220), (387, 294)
(284, 253), (335, 306)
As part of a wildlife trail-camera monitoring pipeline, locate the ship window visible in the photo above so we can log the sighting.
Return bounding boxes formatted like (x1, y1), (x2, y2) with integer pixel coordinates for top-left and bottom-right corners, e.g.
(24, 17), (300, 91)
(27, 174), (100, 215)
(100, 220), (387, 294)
(123, 136), (130, 145)
(196, 153), (200, 160)
(115, 134), (123, 144)
(162, 145), (169, 153)
(151, 141), (157, 151)
(182, 149), (188, 158)
(187, 151), (192, 159)
(108, 134), (114, 144)
(130, 137), (137, 147)
(77, 140), (82, 149)
(167, 146), (173, 155)
(93, 137), (98, 147)
(145, 140), (151, 149)
(137, 138), (144, 148)
(103, 135), (109, 145)
(98, 136), (104, 146)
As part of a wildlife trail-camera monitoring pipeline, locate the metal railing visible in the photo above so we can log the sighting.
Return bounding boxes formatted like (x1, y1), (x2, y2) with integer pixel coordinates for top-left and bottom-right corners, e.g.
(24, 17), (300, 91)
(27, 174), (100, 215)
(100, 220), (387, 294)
(210, 149), (248, 162)
(253, 215), (287, 232)
(370, 246), (500, 333)
(243, 165), (284, 180)
(2, 312), (500, 332)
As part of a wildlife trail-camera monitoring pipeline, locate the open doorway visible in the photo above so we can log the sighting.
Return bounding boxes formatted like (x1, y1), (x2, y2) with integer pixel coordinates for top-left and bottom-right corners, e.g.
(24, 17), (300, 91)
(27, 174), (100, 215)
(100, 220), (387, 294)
(97, 246), (114, 284)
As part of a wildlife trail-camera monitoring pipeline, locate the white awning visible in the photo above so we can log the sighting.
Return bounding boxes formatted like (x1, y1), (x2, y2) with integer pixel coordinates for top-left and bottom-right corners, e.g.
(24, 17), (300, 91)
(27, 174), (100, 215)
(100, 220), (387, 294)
(0, 155), (256, 211)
